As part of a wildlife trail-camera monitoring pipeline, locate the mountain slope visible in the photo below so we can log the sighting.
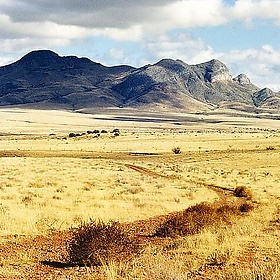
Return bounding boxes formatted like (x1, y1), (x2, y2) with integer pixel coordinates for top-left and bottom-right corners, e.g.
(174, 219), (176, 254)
(112, 58), (263, 110)
(0, 50), (134, 109)
(0, 50), (279, 112)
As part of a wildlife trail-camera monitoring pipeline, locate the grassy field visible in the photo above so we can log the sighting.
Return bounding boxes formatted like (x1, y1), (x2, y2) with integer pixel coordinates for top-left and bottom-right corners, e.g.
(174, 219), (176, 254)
(0, 108), (279, 279)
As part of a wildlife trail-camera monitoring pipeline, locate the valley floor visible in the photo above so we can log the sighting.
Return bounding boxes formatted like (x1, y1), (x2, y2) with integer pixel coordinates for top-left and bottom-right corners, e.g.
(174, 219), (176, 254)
(0, 108), (279, 279)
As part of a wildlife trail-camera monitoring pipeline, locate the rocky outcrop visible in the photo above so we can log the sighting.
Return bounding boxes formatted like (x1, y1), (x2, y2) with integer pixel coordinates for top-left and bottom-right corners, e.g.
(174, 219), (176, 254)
(198, 59), (232, 83)
(233, 74), (251, 85)
(253, 88), (280, 109)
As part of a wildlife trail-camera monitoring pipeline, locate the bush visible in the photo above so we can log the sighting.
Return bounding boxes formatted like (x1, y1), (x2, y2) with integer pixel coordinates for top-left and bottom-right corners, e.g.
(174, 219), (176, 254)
(266, 146), (276, 151)
(154, 203), (215, 237)
(234, 186), (252, 199)
(172, 147), (181, 154)
(68, 132), (83, 137)
(153, 202), (252, 238)
(239, 203), (254, 212)
(67, 220), (141, 266)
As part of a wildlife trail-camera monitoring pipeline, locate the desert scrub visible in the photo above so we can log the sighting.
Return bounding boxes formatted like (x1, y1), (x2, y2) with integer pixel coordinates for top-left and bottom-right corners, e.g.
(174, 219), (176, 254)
(239, 202), (254, 212)
(122, 186), (144, 195)
(67, 220), (142, 266)
(266, 146), (276, 150)
(153, 202), (253, 238)
(234, 186), (252, 199)
(172, 147), (181, 154)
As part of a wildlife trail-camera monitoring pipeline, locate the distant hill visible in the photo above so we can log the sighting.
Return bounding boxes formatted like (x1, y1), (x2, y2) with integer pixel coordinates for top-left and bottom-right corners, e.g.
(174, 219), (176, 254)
(0, 50), (279, 113)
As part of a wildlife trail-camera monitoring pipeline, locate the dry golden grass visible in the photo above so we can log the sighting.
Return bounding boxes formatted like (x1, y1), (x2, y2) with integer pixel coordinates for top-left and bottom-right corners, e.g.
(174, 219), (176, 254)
(0, 108), (279, 279)
(0, 155), (219, 236)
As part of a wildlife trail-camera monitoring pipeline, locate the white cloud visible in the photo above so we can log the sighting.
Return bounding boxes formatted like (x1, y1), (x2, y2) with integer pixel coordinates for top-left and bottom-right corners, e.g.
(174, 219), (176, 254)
(0, 14), (90, 40)
(126, 32), (280, 91)
(0, 0), (171, 29)
(220, 45), (280, 91)
(1, 0), (279, 48)
(0, 56), (15, 67)
(232, 0), (280, 24)
(142, 33), (216, 65)
(161, 0), (228, 29)
(92, 26), (143, 41)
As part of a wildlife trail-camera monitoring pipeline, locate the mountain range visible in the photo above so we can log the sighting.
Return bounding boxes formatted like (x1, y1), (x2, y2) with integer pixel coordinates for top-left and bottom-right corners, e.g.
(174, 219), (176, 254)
(0, 50), (279, 113)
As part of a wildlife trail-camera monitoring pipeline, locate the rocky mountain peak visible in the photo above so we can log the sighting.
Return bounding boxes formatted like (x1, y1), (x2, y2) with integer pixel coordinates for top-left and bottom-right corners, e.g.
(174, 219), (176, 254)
(17, 50), (60, 67)
(198, 59), (232, 83)
(233, 74), (251, 85)
(155, 59), (189, 73)
(207, 59), (228, 69)
(13, 50), (110, 75)
(258, 87), (274, 95)
(253, 88), (275, 107)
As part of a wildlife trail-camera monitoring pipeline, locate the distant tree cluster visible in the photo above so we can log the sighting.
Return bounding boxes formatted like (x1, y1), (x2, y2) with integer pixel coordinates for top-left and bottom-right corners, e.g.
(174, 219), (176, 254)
(68, 128), (120, 138)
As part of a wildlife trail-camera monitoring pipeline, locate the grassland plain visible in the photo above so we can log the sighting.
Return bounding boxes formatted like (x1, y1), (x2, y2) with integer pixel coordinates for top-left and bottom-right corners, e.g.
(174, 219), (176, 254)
(0, 109), (279, 279)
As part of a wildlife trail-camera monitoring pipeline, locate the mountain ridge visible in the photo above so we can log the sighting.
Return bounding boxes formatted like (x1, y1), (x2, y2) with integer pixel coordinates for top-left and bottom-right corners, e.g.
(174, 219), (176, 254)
(0, 50), (279, 113)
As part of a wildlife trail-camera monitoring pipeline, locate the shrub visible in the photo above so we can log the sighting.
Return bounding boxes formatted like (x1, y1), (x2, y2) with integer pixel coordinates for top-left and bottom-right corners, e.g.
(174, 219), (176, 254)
(266, 146), (276, 151)
(68, 132), (83, 137)
(122, 186), (144, 195)
(172, 147), (181, 154)
(239, 203), (254, 212)
(67, 220), (141, 266)
(153, 202), (252, 238)
(112, 128), (120, 133)
(154, 203), (215, 237)
(234, 186), (252, 199)
(22, 195), (33, 204)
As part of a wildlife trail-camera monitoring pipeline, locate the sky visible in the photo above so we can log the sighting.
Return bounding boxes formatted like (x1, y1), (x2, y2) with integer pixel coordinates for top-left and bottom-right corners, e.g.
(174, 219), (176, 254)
(0, 0), (280, 91)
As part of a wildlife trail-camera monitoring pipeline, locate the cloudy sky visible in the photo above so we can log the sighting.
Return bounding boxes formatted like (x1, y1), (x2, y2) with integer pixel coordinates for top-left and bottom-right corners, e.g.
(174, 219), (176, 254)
(0, 0), (280, 90)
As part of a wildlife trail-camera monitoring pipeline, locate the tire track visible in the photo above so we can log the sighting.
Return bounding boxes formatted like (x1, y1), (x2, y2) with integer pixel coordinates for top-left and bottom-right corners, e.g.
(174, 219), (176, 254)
(124, 164), (179, 179)
(125, 163), (234, 202)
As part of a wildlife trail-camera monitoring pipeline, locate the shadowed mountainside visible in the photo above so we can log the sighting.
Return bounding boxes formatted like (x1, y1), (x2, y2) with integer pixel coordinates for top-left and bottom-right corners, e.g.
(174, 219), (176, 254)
(0, 50), (279, 112)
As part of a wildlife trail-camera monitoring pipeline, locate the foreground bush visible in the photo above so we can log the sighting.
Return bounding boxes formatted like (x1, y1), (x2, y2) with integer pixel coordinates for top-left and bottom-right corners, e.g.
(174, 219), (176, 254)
(154, 202), (253, 238)
(68, 220), (141, 266)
